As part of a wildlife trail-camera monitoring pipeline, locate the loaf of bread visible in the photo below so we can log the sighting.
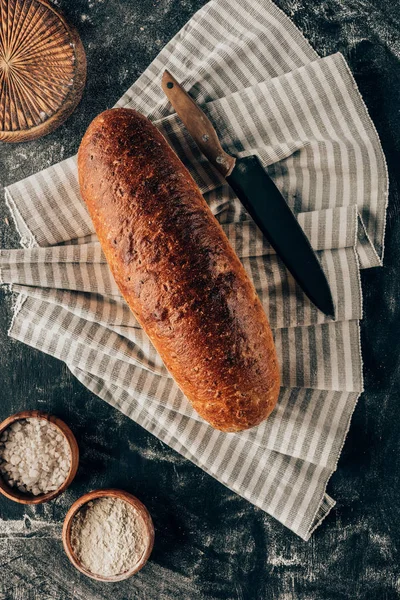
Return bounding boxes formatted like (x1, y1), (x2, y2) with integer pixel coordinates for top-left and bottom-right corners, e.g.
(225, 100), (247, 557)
(78, 108), (280, 432)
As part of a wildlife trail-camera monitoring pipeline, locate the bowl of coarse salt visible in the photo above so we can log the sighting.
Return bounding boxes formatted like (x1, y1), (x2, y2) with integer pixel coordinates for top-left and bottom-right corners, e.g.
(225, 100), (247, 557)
(0, 410), (79, 504)
(62, 489), (155, 581)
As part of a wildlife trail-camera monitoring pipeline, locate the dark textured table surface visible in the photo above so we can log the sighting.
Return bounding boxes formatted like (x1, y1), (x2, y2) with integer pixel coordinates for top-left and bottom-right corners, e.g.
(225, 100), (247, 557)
(0, 1), (399, 598)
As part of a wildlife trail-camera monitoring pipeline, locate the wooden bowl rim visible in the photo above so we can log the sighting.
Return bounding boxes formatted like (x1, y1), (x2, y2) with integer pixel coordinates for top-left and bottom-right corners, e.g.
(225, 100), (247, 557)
(62, 488), (155, 582)
(0, 0), (87, 143)
(0, 410), (79, 504)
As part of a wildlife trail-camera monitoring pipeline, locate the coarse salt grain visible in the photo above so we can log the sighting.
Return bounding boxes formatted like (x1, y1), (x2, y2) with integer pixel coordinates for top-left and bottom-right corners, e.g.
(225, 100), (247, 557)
(0, 418), (71, 495)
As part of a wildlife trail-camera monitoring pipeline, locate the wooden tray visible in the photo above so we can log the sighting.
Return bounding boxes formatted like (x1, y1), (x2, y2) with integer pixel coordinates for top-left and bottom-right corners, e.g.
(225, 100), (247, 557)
(0, 0), (87, 142)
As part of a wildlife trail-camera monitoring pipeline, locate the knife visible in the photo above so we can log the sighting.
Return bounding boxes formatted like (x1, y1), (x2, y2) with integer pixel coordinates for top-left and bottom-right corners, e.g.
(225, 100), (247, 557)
(161, 70), (335, 318)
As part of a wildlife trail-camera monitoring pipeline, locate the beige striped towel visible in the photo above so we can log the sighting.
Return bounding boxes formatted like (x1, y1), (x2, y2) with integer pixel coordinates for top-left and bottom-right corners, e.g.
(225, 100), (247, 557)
(0, 0), (388, 539)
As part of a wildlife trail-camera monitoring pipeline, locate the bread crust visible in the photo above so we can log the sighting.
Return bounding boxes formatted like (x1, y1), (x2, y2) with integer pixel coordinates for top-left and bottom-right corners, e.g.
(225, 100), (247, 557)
(78, 108), (280, 432)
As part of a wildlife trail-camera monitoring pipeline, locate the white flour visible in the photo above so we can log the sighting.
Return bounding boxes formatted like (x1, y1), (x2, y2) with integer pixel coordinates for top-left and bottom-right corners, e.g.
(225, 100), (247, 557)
(70, 497), (147, 576)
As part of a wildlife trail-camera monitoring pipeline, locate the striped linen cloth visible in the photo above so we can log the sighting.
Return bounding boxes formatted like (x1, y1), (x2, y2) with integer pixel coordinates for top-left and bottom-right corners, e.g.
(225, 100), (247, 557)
(0, 0), (388, 539)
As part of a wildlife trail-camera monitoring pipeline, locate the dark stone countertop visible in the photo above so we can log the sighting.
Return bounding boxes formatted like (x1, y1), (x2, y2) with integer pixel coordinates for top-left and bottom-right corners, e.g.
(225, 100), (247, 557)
(0, 1), (399, 598)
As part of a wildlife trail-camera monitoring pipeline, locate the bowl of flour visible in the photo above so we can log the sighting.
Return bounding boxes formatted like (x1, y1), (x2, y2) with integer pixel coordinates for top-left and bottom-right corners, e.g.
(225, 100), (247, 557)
(0, 410), (79, 504)
(62, 489), (155, 581)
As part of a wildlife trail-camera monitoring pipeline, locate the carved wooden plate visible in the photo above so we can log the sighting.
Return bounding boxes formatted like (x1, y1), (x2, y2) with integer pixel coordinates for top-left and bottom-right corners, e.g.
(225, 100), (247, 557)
(0, 0), (86, 142)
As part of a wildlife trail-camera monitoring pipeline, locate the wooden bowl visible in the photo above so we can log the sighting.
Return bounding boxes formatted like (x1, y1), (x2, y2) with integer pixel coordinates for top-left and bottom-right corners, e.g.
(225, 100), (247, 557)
(62, 489), (155, 582)
(0, 0), (87, 142)
(0, 410), (79, 504)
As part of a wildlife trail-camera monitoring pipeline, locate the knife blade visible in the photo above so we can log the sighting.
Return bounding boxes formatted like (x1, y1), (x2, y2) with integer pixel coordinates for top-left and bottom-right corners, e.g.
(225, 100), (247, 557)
(161, 70), (335, 318)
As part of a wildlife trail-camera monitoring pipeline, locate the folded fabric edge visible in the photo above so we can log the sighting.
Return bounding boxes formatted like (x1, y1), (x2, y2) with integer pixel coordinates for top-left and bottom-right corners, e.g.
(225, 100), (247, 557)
(357, 214), (383, 269)
(310, 249), (365, 542)
(303, 388), (363, 540)
(4, 189), (38, 249)
(6, 291), (28, 338)
(305, 493), (336, 541)
(336, 53), (389, 264)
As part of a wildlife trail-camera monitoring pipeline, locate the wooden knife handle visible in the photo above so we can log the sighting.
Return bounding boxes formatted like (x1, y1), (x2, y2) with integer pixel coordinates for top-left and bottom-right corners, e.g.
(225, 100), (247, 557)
(161, 70), (236, 177)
